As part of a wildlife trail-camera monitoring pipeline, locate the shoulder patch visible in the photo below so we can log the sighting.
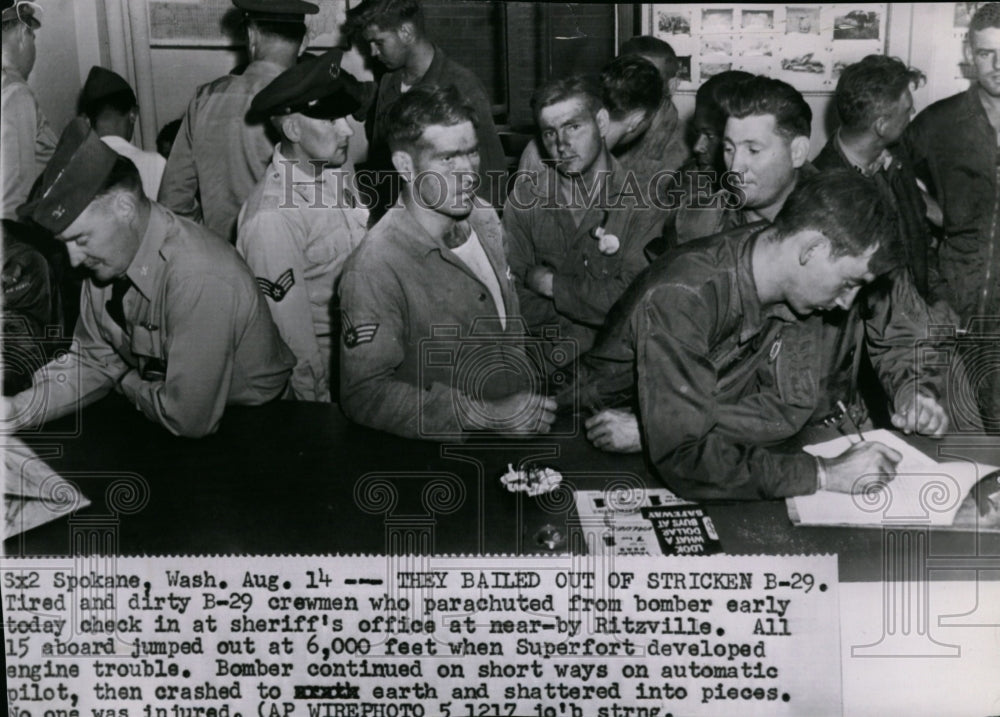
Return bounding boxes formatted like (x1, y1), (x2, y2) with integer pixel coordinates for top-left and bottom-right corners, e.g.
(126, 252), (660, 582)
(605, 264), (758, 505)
(342, 312), (379, 348)
(257, 268), (295, 301)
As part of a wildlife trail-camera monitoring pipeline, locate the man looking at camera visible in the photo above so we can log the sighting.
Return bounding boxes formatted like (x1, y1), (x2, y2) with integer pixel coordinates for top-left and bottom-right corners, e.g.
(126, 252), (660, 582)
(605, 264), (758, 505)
(4, 119), (295, 438)
(504, 76), (668, 372)
(338, 85), (556, 440)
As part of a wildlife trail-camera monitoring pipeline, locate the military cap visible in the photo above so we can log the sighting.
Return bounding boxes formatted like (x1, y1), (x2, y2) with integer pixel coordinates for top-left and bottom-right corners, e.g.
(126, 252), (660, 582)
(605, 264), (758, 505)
(1, 0), (41, 29)
(232, 0), (318, 22)
(17, 118), (121, 235)
(80, 66), (137, 109)
(249, 48), (374, 122)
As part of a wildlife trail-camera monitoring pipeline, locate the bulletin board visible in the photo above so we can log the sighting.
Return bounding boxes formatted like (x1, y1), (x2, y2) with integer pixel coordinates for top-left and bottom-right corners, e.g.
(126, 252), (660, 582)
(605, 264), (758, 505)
(647, 4), (888, 93)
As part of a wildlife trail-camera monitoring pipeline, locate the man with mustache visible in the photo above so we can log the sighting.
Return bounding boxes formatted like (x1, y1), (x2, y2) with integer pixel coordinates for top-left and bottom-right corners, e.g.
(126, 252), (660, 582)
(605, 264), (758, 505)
(237, 50), (371, 402)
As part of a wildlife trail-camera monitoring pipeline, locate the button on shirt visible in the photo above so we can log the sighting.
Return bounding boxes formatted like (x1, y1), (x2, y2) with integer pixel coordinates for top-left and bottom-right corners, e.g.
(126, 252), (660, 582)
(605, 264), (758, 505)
(237, 149), (369, 402)
(11, 203), (295, 438)
(1, 67), (57, 220)
(158, 60), (284, 241)
(339, 200), (531, 439)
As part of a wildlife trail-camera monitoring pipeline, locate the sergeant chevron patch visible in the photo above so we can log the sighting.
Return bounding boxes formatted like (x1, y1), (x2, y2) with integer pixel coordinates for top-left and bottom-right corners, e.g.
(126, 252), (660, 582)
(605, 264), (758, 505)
(342, 312), (379, 348)
(257, 268), (295, 301)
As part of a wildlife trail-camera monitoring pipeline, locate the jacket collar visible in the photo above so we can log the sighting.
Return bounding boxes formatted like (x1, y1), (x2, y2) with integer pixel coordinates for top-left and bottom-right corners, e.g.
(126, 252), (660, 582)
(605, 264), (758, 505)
(735, 226), (798, 343)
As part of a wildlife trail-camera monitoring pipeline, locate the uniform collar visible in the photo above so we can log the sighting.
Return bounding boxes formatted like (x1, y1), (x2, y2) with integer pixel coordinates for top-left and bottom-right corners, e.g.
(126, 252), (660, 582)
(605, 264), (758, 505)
(384, 198), (497, 257)
(270, 146), (352, 207)
(125, 203), (170, 300)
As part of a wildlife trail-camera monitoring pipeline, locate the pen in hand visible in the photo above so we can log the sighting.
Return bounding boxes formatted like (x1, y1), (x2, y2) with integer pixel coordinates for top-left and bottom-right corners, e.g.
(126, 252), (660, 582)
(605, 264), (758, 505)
(837, 400), (865, 443)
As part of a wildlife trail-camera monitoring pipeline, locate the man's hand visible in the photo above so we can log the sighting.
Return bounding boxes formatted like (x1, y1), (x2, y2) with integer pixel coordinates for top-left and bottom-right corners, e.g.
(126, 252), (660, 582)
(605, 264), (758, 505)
(892, 389), (949, 437)
(477, 392), (557, 435)
(820, 441), (903, 494)
(526, 265), (554, 298)
(585, 408), (642, 453)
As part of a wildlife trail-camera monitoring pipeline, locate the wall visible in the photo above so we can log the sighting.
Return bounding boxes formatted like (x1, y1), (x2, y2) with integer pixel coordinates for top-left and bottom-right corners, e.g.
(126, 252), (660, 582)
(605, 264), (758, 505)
(23, 2), (976, 164)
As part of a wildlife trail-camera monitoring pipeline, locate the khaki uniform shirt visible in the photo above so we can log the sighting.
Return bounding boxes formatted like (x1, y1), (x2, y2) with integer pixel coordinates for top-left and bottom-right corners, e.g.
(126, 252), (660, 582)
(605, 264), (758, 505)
(11, 204), (295, 437)
(158, 60), (284, 241)
(237, 149), (369, 402)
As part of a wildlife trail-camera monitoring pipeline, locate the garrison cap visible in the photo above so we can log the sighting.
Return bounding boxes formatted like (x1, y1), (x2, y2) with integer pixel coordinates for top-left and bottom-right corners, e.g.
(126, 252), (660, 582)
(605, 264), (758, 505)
(249, 48), (374, 122)
(17, 118), (120, 235)
(1, 0), (41, 29)
(80, 66), (136, 109)
(232, 0), (319, 22)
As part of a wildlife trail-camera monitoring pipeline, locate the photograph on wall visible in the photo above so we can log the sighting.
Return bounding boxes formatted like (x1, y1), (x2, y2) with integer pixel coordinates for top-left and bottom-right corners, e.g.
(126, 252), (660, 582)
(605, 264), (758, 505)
(702, 38), (733, 56)
(700, 61), (733, 79)
(702, 7), (734, 32)
(742, 9), (775, 32)
(832, 9), (882, 41)
(656, 9), (692, 35)
(676, 55), (692, 81)
(786, 5), (821, 35)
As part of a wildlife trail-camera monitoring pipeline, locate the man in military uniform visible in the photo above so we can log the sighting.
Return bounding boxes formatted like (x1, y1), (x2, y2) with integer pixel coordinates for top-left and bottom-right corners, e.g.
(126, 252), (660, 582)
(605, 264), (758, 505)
(585, 172), (943, 500)
(338, 85), (556, 440)
(348, 0), (505, 221)
(158, 0), (318, 241)
(4, 119), (295, 438)
(504, 75), (668, 372)
(577, 77), (950, 486)
(1, 0), (56, 220)
(237, 49), (371, 402)
(80, 65), (167, 200)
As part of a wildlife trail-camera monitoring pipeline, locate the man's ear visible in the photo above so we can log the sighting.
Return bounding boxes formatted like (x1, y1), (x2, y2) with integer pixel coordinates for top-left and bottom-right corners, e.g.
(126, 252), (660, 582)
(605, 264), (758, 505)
(281, 115), (302, 143)
(111, 189), (140, 221)
(397, 22), (416, 44)
(595, 107), (610, 138)
(667, 76), (681, 97)
(391, 149), (414, 181)
(797, 231), (827, 266)
(790, 135), (810, 168)
(872, 113), (889, 139)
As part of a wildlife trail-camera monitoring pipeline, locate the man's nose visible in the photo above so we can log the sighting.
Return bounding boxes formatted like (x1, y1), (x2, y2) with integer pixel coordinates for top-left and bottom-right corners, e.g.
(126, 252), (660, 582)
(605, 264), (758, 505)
(65, 243), (86, 267)
(835, 285), (862, 310)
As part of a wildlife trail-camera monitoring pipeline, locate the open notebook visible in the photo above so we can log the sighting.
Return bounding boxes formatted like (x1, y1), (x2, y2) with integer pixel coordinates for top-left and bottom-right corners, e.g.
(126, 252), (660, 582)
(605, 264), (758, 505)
(788, 429), (998, 527)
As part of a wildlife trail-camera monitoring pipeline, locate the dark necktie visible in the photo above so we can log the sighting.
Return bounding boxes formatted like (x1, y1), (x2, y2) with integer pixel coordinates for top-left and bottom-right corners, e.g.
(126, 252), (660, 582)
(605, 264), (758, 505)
(106, 276), (133, 333)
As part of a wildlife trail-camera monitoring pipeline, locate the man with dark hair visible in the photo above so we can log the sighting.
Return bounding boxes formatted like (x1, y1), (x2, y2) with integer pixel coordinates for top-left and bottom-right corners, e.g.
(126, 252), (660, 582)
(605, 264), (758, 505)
(158, 0), (318, 241)
(580, 171), (949, 499)
(579, 77), (950, 467)
(504, 75), (668, 372)
(517, 55), (663, 179)
(674, 75), (814, 243)
(338, 85), (555, 440)
(813, 56), (947, 309)
(1, 0), (55, 220)
(237, 50), (370, 402)
(902, 1), (1000, 431)
(80, 66), (166, 199)
(4, 119), (295, 438)
(617, 35), (689, 173)
(348, 0), (505, 220)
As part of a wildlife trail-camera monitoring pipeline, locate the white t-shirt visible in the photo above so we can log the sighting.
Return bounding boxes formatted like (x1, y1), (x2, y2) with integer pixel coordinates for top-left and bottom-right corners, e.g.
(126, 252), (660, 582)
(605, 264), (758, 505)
(450, 228), (506, 329)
